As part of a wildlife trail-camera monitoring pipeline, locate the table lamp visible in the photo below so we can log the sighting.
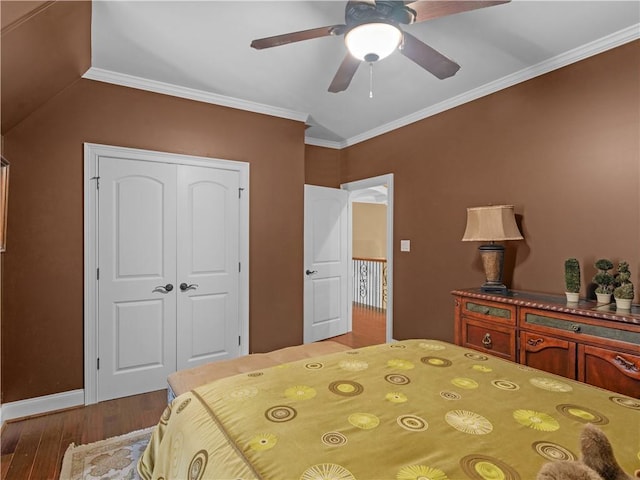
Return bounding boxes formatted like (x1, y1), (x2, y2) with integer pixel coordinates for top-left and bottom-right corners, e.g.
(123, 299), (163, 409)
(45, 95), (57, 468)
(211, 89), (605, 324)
(462, 205), (523, 294)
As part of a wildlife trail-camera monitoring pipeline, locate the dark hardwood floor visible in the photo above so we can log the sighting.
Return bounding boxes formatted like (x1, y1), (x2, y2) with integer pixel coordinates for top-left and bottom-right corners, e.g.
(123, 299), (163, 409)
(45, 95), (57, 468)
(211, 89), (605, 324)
(329, 303), (387, 348)
(0, 304), (385, 479)
(0, 389), (167, 480)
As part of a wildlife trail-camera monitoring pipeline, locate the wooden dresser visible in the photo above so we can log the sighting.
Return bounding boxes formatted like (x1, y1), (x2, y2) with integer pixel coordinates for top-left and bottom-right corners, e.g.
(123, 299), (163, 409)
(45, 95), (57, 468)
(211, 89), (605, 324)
(452, 288), (640, 398)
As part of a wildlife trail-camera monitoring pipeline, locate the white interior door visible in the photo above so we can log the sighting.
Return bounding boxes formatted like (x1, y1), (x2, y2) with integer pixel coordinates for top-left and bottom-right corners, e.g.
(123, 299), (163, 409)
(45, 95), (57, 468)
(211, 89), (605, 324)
(304, 185), (350, 343)
(176, 165), (240, 370)
(98, 158), (177, 401)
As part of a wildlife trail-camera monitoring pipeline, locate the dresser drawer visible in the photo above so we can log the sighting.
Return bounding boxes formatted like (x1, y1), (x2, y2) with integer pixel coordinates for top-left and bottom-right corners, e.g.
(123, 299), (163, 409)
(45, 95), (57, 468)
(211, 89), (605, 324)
(461, 317), (516, 361)
(460, 298), (516, 325)
(519, 307), (640, 350)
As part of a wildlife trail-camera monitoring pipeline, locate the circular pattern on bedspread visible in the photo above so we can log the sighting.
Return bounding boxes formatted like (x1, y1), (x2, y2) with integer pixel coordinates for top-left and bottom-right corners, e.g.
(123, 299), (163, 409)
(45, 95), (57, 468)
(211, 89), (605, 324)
(229, 386), (258, 401)
(329, 380), (364, 397)
(348, 413), (380, 430)
(440, 391), (461, 401)
(532, 441), (577, 461)
(471, 364), (493, 373)
(529, 377), (572, 392)
(397, 414), (428, 432)
(339, 359), (369, 371)
(284, 385), (317, 401)
(160, 404), (172, 425)
(419, 342), (446, 351)
(397, 464), (448, 480)
(451, 377), (479, 389)
(249, 433), (278, 451)
(300, 464), (355, 480)
(556, 404), (608, 425)
(445, 410), (492, 435)
(420, 356), (452, 367)
(464, 353), (488, 361)
(491, 380), (520, 391)
(610, 396), (640, 410)
(386, 392), (408, 403)
(176, 397), (191, 414)
(321, 432), (348, 447)
(385, 374), (410, 385)
(188, 450), (208, 480)
(460, 454), (520, 480)
(513, 410), (559, 431)
(387, 359), (415, 370)
(304, 362), (324, 370)
(265, 405), (297, 423)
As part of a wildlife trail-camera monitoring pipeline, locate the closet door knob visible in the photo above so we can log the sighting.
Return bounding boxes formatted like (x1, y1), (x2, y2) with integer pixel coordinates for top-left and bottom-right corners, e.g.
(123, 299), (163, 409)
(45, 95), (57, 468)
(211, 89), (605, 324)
(180, 283), (198, 292)
(153, 284), (173, 293)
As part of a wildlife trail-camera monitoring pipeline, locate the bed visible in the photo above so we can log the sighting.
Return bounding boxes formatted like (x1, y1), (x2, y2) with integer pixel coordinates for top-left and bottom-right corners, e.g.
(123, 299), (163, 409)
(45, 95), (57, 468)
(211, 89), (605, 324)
(139, 339), (639, 480)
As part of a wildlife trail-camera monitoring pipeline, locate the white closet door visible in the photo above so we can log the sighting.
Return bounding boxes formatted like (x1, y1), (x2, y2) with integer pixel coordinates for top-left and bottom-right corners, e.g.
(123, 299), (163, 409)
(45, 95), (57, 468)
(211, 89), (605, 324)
(176, 165), (240, 370)
(98, 158), (177, 401)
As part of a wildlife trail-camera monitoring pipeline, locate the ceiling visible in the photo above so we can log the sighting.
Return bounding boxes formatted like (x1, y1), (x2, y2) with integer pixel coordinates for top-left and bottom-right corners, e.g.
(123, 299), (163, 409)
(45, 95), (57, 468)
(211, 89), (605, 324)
(88, 1), (639, 148)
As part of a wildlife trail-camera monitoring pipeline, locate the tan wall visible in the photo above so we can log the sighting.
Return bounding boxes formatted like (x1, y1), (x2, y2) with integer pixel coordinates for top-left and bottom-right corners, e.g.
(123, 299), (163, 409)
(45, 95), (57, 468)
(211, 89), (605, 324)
(353, 203), (387, 259)
(304, 144), (342, 188)
(1, 1), (91, 133)
(1, 80), (306, 402)
(342, 41), (640, 342)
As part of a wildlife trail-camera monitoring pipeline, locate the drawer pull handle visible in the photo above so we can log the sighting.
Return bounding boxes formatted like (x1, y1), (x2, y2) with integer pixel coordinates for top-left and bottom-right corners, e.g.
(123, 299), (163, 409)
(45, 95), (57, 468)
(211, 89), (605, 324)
(527, 338), (544, 347)
(614, 355), (639, 373)
(482, 333), (492, 348)
(570, 324), (581, 333)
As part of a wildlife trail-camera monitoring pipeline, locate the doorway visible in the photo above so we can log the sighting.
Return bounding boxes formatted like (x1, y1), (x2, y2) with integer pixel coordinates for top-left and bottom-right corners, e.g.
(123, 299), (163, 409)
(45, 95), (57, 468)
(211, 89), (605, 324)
(343, 174), (393, 346)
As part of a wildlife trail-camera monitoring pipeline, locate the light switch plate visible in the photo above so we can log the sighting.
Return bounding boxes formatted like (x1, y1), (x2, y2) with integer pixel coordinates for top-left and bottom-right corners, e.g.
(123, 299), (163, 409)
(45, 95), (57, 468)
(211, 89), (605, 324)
(400, 240), (410, 252)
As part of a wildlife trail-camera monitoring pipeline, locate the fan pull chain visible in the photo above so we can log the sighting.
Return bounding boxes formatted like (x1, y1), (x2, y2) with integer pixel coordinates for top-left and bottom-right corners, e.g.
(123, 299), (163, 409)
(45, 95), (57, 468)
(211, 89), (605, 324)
(369, 62), (374, 99)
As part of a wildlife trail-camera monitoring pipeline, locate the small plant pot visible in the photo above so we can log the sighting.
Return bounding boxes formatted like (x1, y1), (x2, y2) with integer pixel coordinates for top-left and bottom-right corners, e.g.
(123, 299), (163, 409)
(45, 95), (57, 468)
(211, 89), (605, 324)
(615, 297), (632, 311)
(565, 292), (580, 303)
(595, 292), (612, 304)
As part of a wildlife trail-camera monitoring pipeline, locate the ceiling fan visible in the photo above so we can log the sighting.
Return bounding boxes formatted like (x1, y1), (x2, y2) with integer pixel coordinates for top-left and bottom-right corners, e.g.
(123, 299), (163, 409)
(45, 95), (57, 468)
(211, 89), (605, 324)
(251, 0), (510, 93)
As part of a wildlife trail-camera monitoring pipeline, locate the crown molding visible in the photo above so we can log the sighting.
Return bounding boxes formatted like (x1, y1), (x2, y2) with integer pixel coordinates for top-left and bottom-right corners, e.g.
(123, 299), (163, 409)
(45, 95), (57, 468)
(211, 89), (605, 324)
(341, 24), (640, 148)
(303, 137), (345, 150)
(82, 67), (309, 123)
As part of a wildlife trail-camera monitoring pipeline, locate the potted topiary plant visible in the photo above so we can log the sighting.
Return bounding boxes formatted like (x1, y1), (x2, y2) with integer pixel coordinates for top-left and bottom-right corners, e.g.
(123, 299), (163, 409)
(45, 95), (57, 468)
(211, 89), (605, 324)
(613, 261), (634, 310)
(564, 258), (581, 303)
(592, 258), (614, 304)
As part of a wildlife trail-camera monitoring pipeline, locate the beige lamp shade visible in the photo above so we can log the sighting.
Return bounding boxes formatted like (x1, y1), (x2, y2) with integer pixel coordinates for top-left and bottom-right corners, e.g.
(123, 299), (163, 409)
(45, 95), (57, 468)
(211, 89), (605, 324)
(462, 205), (523, 242)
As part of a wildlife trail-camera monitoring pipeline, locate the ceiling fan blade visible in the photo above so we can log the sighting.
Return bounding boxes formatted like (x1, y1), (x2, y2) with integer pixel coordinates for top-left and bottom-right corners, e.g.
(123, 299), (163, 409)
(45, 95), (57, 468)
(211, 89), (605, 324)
(400, 31), (460, 79)
(405, 1), (510, 23)
(328, 54), (361, 93)
(251, 25), (345, 50)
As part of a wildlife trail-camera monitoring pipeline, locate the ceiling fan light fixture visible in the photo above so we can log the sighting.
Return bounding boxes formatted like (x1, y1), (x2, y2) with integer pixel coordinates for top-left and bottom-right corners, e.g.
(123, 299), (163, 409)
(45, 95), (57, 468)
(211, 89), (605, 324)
(345, 22), (402, 62)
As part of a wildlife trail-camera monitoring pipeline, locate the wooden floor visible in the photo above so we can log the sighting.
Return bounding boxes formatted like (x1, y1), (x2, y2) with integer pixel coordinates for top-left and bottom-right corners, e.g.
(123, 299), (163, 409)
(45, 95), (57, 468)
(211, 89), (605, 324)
(0, 389), (167, 480)
(0, 304), (385, 479)
(329, 303), (387, 348)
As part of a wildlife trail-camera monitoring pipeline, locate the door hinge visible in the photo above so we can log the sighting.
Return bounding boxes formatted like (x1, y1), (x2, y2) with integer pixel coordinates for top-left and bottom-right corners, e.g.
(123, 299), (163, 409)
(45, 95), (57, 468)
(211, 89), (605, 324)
(238, 187), (244, 199)
(91, 176), (100, 189)
(97, 358), (100, 370)
(97, 268), (100, 280)
(239, 262), (241, 273)
(238, 336), (241, 346)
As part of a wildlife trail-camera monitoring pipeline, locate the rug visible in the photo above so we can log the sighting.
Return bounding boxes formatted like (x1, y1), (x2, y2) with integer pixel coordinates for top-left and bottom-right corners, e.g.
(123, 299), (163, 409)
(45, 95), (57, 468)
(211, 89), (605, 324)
(59, 427), (153, 480)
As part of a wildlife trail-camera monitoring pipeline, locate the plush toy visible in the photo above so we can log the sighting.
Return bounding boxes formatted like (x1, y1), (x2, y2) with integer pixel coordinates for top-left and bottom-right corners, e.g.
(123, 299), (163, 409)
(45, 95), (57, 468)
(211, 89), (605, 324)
(537, 424), (638, 480)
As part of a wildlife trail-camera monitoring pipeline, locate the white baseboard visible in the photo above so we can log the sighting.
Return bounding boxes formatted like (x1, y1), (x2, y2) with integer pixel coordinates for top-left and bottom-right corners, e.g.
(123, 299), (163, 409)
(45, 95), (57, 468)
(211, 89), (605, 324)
(0, 389), (84, 423)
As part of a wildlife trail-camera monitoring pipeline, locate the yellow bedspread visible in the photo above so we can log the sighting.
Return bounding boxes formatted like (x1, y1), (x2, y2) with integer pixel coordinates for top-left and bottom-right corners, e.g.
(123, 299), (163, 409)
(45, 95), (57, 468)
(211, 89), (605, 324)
(139, 340), (640, 479)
